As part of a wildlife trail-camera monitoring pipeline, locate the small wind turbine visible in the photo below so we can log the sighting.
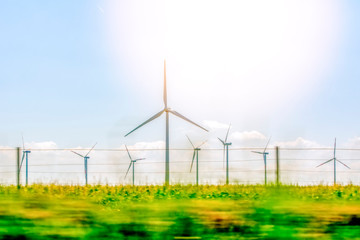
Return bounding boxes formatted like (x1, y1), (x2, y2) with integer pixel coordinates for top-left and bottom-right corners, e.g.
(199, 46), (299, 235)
(124, 145), (146, 186)
(252, 137), (271, 185)
(218, 124), (232, 185)
(20, 136), (31, 186)
(71, 143), (97, 185)
(186, 135), (206, 186)
(316, 138), (350, 185)
(125, 60), (208, 185)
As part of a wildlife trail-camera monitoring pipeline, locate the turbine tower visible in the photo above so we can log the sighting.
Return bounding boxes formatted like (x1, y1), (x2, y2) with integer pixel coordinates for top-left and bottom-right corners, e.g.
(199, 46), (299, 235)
(186, 135), (206, 186)
(20, 136), (31, 186)
(71, 143), (97, 185)
(124, 145), (146, 186)
(252, 137), (271, 185)
(125, 60), (208, 185)
(218, 124), (232, 185)
(316, 138), (350, 185)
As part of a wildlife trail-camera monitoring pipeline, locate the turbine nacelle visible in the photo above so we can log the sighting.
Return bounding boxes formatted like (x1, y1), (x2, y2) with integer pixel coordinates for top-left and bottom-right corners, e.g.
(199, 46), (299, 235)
(131, 158), (146, 163)
(252, 151), (269, 155)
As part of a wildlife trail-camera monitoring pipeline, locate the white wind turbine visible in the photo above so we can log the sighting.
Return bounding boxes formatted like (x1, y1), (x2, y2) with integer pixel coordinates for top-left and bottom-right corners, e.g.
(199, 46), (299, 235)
(186, 135), (206, 186)
(252, 137), (271, 185)
(218, 124), (232, 185)
(71, 143), (97, 185)
(124, 145), (146, 186)
(316, 138), (350, 185)
(20, 136), (31, 186)
(125, 60), (208, 185)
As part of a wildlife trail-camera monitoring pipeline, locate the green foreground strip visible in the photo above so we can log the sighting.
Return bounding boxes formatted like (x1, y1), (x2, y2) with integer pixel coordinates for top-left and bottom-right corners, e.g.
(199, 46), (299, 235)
(0, 184), (359, 239)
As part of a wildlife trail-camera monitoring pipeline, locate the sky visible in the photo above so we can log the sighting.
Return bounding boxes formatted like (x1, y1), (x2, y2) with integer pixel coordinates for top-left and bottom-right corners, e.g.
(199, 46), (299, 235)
(1, 0), (360, 184)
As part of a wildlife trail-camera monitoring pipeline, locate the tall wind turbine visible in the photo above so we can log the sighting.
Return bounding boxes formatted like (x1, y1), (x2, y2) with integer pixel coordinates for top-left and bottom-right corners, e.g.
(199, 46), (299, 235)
(124, 60), (208, 185)
(71, 143), (97, 185)
(187, 135), (206, 186)
(316, 138), (350, 185)
(124, 145), (146, 186)
(218, 124), (232, 185)
(20, 136), (31, 186)
(252, 137), (271, 185)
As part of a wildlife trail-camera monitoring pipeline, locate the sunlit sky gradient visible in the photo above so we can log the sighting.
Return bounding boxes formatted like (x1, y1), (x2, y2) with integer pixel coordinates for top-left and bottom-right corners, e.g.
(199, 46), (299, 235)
(1, 0), (360, 150)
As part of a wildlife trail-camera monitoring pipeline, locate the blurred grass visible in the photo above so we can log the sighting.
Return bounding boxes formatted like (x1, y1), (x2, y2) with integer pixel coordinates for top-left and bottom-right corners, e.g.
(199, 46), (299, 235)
(0, 184), (359, 239)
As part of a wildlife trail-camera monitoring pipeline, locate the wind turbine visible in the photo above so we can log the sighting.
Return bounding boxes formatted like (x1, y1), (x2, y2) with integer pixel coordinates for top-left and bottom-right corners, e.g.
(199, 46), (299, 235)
(251, 137), (271, 185)
(316, 138), (350, 185)
(20, 136), (31, 186)
(71, 143), (97, 185)
(124, 145), (146, 186)
(186, 135), (206, 186)
(218, 124), (232, 185)
(124, 60), (208, 185)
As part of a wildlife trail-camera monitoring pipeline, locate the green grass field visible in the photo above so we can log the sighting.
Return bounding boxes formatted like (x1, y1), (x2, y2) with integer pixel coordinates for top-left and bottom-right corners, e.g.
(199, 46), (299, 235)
(0, 184), (359, 239)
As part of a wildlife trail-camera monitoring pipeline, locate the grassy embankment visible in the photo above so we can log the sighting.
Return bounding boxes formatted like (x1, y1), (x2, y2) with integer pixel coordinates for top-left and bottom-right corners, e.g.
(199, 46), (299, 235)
(0, 184), (359, 239)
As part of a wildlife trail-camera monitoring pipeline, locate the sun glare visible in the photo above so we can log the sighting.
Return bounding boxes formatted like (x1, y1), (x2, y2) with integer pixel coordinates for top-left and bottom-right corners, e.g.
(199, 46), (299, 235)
(105, 0), (343, 121)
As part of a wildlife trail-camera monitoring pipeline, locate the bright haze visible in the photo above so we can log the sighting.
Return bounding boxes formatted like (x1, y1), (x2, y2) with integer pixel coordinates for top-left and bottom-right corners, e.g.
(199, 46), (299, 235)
(0, 1), (360, 184)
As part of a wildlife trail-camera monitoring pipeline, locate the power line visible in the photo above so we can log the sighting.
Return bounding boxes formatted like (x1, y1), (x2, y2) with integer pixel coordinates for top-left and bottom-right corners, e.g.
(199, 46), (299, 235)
(2, 147), (360, 151)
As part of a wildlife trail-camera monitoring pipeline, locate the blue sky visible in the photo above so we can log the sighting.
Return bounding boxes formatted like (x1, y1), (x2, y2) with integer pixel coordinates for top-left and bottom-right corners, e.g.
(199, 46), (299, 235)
(1, 0), (360, 149)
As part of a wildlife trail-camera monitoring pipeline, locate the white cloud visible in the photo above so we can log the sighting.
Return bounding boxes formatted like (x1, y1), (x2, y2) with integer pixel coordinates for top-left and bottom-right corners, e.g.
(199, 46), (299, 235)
(131, 141), (164, 150)
(343, 137), (360, 148)
(203, 120), (230, 130)
(275, 137), (323, 148)
(26, 141), (58, 149)
(231, 131), (266, 141)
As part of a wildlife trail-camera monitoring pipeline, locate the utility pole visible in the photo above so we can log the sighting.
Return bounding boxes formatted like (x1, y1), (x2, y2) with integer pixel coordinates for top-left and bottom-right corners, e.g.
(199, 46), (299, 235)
(276, 146), (280, 186)
(16, 147), (20, 189)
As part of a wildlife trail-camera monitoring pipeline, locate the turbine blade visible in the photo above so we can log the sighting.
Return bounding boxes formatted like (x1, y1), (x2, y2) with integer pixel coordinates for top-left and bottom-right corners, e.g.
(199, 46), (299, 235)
(168, 110), (208, 132)
(125, 110), (165, 137)
(186, 135), (195, 149)
(337, 159), (350, 169)
(85, 142), (97, 157)
(190, 150), (196, 172)
(134, 158), (146, 161)
(218, 137), (225, 145)
(22, 135), (25, 150)
(334, 138), (337, 158)
(164, 59), (167, 108)
(125, 145), (133, 161)
(124, 161), (132, 179)
(197, 140), (207, 148)
(71, 151), (84, 158)
(316, 158), (334, 168)
(264, 137), (271, 153)
(225, 124), (231, 142)
(223, 146), (225, 168)
(251, 151), (263, 154)
(20, 152), (25, 170)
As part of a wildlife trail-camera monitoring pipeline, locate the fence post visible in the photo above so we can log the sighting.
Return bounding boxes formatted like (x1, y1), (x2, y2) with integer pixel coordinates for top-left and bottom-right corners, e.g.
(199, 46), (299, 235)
(16, 147), (20, 189)
(275, 146), (280, 186)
